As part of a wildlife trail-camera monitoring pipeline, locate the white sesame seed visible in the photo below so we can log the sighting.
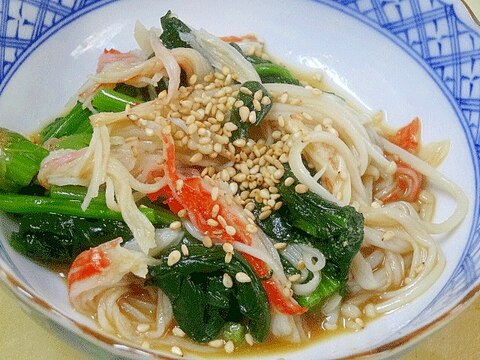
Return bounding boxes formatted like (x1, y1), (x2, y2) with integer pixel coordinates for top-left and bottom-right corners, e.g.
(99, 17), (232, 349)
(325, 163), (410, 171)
(167, 250), (181, 266)
(223, 273), (233, 288)
(274, 242), (287, 250)
(245, 333), (254, 346)
(198, 136), (211, 145)
(224, 122), (238, 132)
(253, 99), (262, 112)
(208, 339), (224, 348)
(222, 242), (234, 253)
(245, 202), (255, 211)
(190, 152), (203, 163)
(280, 92), (289, 103)
(211, 186), (219, 201)
(234, 100), (244, 109)
(172, 326), (186, 337)
(175, 179), (184, 191)
(284, 177), (295, 187)
(207, 218), (219, 227)
(144, 128), (154, 136)
(229, 182), (239, 194)
(239, 106), (250, 122)
(225, 225), (236, 236)
(136, 324), (150, 332)
(171, 346), (183, 357)
(240, 86), (253, 95)
(261, 96), (271, 106)
(181, 244), (189, 256)
(177, 209), (187, 218)
(213, 143), (223, 154)
(246, 224), (257, 233)
(187, 123), (198, 135)
(235, 272), (252, 283)
(248, 110), (256, 123)
(233, 138), (246, 147)
(202, 236), (213, 248)
(158, 90), (167, 99)
(217, 214), (227, 228)
(295, 183), (309, 194)
(224, 340), (235, 354)
(224, 252), (233, 264)
(127, 114), (139, 121)
(302, 112), (313, 121)
(188, 74), (198, 85)
(254, 89), (263, 101)
(169, 221), (182, 230)
(297, 260), (306, 270)
(211, 204), (220, 218)
(259, 209), (272, 220)
(288, 273), (301, 282)
(216, 111), (225, 122)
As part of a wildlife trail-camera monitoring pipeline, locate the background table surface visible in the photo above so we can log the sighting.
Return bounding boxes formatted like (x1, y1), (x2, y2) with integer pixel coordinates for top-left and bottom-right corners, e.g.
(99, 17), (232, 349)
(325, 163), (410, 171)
(1, 1), (480, 359)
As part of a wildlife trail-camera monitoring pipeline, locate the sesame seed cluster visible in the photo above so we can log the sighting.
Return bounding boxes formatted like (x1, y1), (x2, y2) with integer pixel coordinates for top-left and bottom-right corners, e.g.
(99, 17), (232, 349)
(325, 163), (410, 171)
(148, 69), (323, 224)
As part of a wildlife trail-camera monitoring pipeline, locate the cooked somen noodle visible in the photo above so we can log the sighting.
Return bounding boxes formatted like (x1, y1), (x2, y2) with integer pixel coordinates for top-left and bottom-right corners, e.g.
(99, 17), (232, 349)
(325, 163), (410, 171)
(7, 12), (467, 356)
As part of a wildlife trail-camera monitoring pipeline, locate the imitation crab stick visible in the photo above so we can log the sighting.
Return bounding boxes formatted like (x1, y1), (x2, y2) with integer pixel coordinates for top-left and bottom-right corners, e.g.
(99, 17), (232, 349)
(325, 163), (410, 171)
(382, 118), (424, 203)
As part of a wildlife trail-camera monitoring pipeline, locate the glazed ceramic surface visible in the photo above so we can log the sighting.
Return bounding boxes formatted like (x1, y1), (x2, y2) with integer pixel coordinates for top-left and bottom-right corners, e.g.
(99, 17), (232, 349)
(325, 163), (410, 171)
(0, 0), (479, 359)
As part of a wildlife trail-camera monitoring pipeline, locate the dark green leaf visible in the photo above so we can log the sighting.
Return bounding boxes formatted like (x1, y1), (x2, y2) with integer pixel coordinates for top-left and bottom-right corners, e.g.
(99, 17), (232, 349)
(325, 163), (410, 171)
(40, 102), (92, 143)
(230, 81), (272, 141)
(148, 244), (270, 343)
(10, 213), (133, 262)
(160, 11), (191, 49)
(230, 43), (300, 85)
(0, 128), (49, 192)
(254, 63), (301, 85)
(295, 273), (341, 310)
(113, 83), (151, 102)
(92, 89), (142, 113)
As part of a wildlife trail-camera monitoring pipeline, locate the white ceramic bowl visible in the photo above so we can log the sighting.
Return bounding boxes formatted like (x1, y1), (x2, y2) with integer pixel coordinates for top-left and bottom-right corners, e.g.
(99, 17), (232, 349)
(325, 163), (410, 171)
(0, 0), (479, 359)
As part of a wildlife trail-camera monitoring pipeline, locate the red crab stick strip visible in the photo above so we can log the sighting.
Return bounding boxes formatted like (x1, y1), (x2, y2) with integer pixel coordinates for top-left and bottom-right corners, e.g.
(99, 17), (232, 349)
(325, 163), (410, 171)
(382, 118), (424, 203)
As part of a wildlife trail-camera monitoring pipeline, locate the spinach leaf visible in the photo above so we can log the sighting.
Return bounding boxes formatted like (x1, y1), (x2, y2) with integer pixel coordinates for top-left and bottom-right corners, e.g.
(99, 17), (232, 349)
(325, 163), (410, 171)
(0, 128), (49, 192)
(160, 11), (191, 49)
(230, 81), (272, 141)
(10, 213), (133, 263)
(277, 168), (364, 284)
(255, 166), (364, 310)
(113, 83), (151, 102)
(147, 244), (270, 343)
(40, 102), (92, 144)
(230, 43), (301, 85)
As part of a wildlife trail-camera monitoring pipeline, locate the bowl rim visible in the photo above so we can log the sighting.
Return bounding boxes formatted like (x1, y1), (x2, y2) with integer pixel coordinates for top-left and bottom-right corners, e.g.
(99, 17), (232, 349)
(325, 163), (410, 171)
(0, 0), (479, 359)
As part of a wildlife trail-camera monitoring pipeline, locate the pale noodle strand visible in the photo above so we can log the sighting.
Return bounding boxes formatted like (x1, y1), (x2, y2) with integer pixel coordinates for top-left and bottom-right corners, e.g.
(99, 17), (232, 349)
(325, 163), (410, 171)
(379, 137), (468, 234)
(107, 159), (156, 253)
(289, 131), (369, 205)
(82, 125), (110, 210)
(269, 103), (370, 174)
